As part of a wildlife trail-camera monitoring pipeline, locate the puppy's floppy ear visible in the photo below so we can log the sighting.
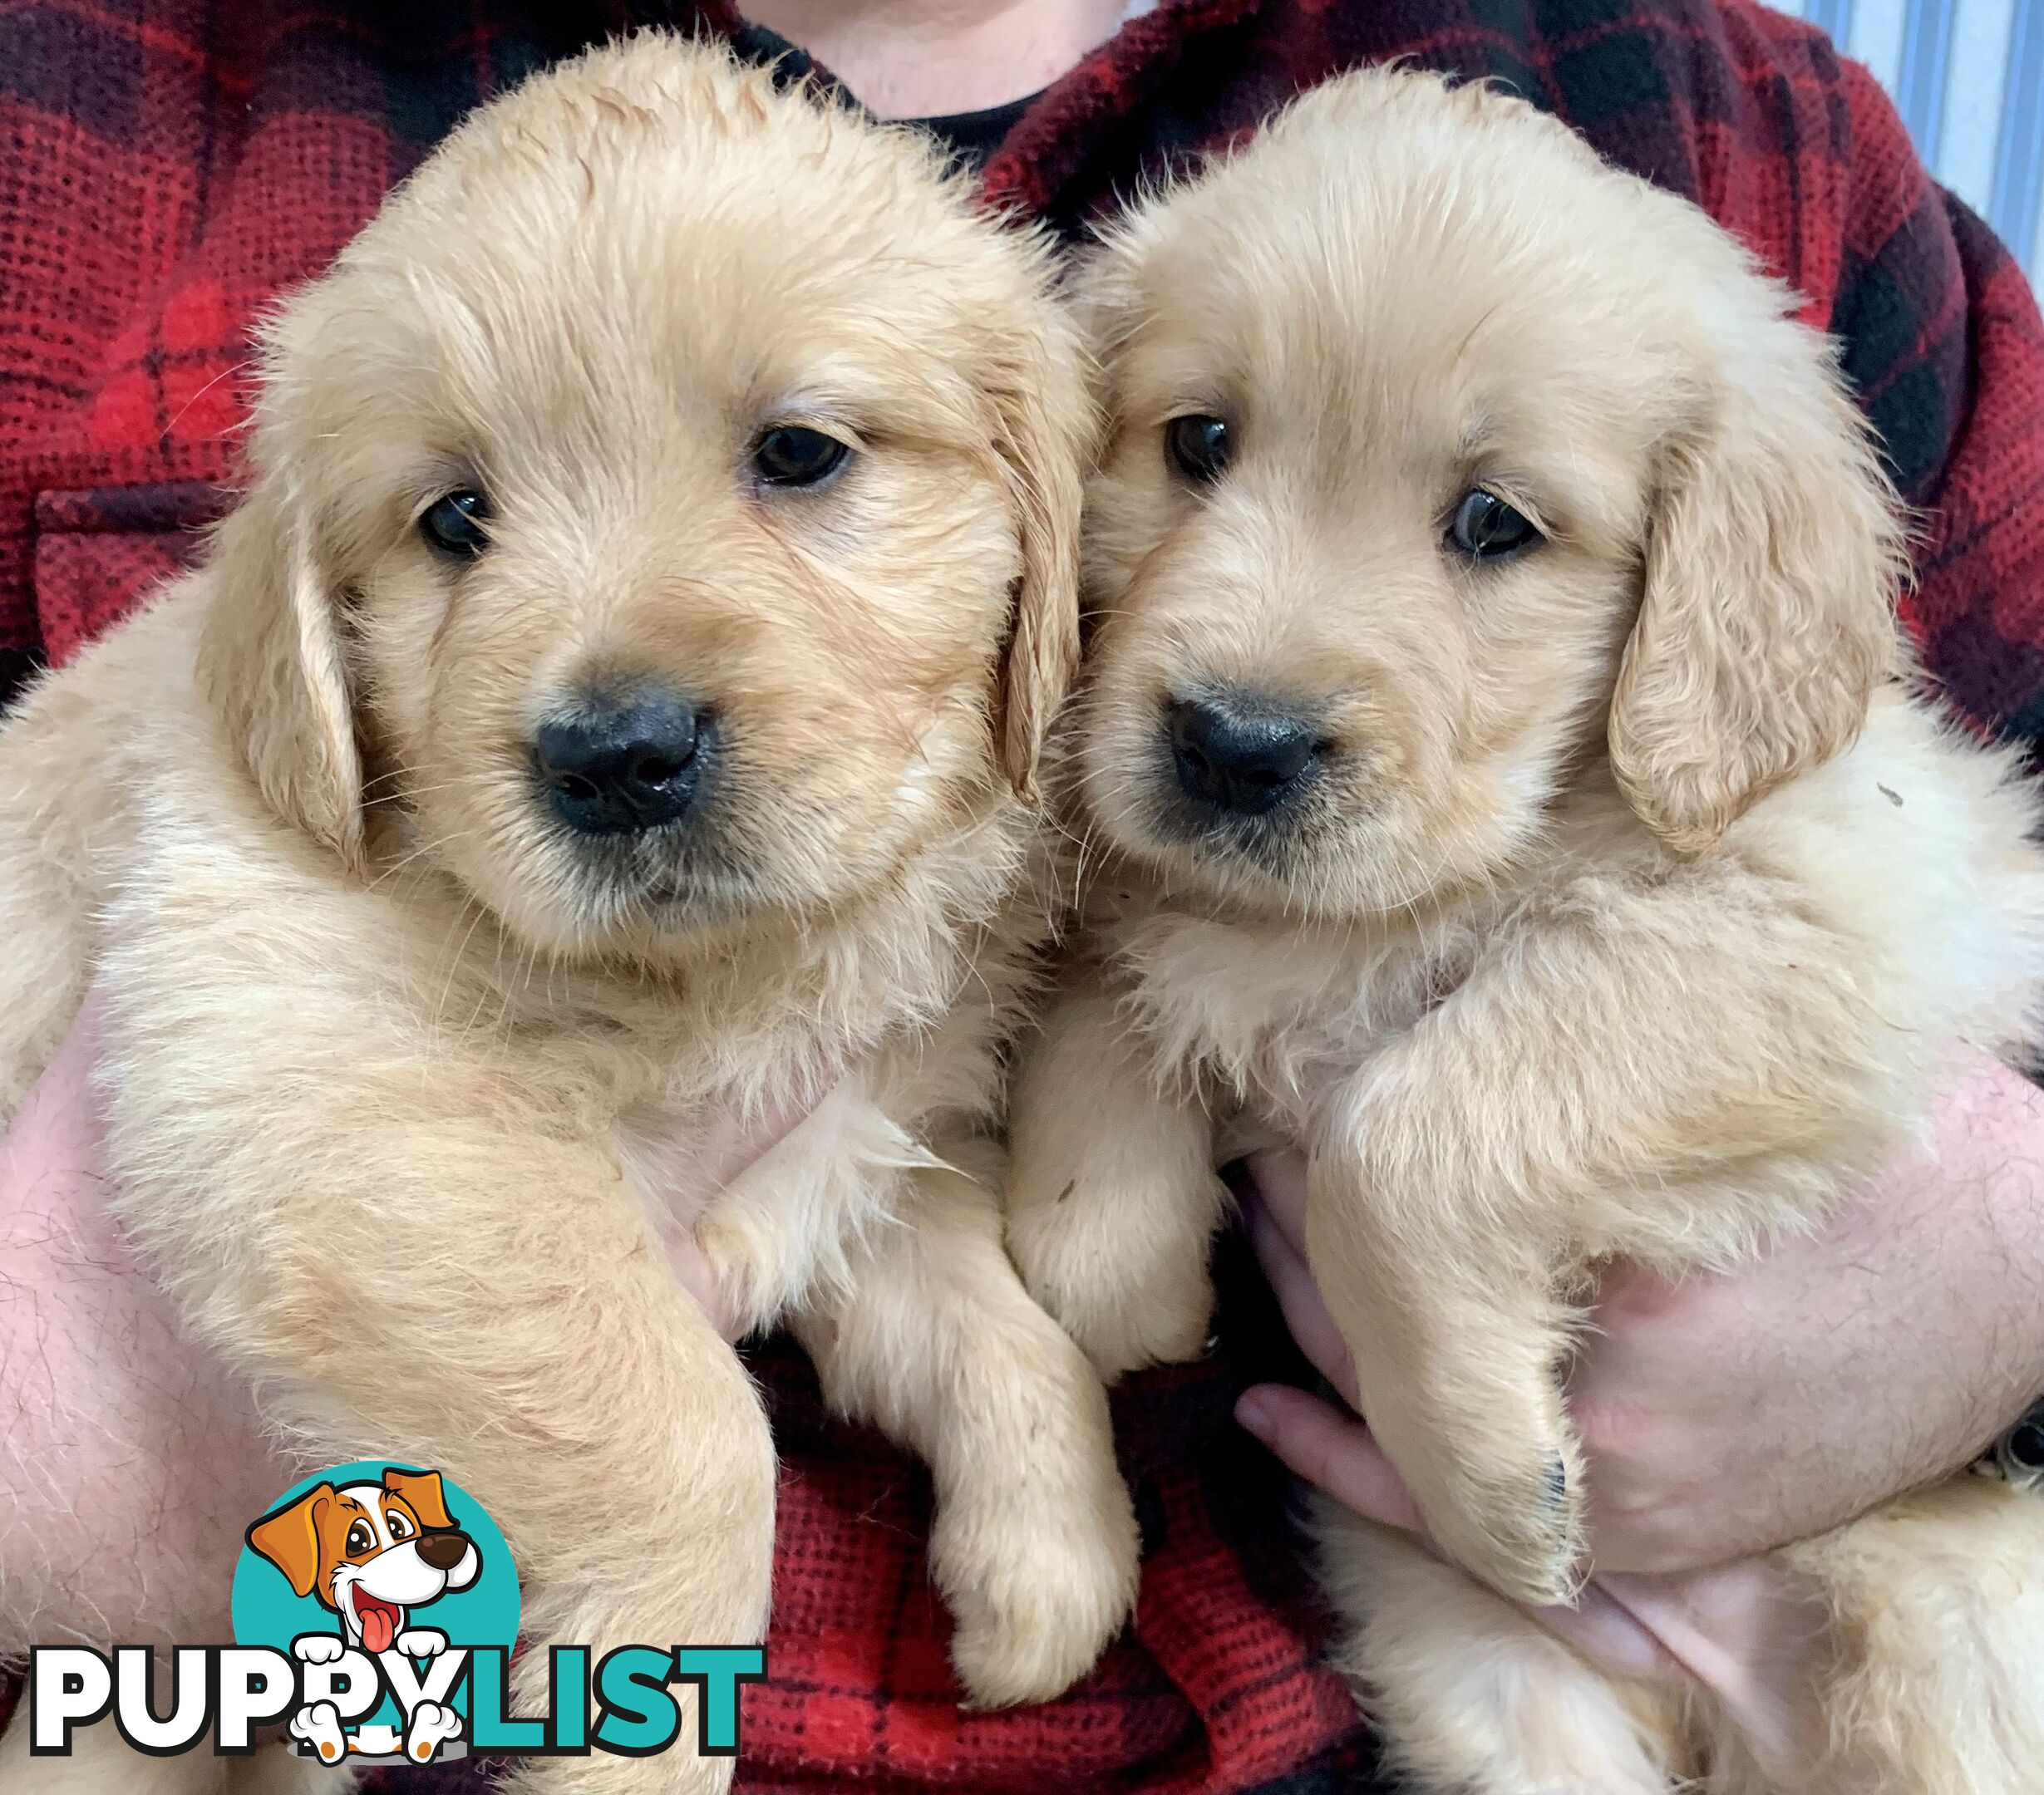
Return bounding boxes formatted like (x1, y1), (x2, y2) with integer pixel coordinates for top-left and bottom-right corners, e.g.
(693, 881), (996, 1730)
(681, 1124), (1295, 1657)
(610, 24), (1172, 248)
(382, 1467), (457, 1532)
(986, 309), (1091, 806)
(196, 475), (367, 875)
(1608, 309), (1905, 854)
(246, 1483), (335, 1601)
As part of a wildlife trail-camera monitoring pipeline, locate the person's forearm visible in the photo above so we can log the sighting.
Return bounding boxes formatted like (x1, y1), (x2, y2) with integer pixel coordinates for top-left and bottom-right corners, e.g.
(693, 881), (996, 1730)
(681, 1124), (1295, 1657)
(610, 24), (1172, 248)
(1574, 1058), (2044, 1575)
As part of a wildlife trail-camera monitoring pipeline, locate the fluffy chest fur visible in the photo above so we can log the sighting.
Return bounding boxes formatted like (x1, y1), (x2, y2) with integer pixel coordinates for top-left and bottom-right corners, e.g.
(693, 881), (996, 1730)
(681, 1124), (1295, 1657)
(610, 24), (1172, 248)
(1088, 693), (2044, 1179)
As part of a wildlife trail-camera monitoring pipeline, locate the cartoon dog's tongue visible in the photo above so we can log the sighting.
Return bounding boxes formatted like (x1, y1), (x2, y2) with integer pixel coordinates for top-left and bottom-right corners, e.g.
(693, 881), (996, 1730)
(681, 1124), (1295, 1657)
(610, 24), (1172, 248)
(356, 1593), (401, 1654)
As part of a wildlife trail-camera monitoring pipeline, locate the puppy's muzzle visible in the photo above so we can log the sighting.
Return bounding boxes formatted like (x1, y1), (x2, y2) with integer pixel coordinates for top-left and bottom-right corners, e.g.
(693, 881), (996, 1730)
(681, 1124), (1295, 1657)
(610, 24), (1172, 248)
(534, 689), (708, 837)
(1166, 691), (1321, 819)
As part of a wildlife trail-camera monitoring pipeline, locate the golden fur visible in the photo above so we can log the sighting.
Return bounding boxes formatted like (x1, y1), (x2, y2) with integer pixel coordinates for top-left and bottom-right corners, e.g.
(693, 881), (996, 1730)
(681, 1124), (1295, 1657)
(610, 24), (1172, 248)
(0, 37), (1137, 1794)
(1008, 67), (2044, 1793)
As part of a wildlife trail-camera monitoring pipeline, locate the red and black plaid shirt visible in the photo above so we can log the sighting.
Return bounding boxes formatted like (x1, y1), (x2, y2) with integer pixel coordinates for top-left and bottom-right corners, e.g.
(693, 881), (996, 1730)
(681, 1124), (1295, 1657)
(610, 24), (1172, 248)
(4, 2), (2042, 1790)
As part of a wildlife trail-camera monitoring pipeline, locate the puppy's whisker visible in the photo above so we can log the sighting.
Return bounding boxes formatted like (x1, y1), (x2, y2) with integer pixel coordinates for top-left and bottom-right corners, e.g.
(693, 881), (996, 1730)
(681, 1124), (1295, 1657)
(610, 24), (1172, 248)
(164, 357), (258, 440)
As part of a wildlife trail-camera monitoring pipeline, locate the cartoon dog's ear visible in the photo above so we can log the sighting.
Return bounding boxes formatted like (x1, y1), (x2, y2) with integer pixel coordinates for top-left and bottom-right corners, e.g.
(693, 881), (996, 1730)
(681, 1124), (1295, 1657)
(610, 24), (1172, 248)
(986, 301), (1091, 808)
(1608, 290), (1904, 854)
(383, 1468), (457, 1532)
(247, 1483), (335, 1600)
(196, 472), (367, 876)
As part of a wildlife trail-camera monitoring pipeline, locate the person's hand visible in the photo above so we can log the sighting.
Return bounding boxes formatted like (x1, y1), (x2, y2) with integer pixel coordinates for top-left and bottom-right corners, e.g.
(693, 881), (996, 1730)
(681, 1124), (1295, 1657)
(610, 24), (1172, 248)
(0, 991), (818, 1650)
(1232, 1055), (2044, 1774)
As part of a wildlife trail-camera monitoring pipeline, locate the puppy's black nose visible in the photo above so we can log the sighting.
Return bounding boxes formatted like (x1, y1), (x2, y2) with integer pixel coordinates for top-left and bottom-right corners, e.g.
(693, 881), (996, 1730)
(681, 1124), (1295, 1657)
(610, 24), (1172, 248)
(1167, 695), (1320, 816)
(534, 694), (703, 835)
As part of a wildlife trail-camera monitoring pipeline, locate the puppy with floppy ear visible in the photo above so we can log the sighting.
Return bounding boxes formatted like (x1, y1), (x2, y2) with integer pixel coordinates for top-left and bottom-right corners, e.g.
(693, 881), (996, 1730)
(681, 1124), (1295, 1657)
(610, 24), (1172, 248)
(984, 330), (1088, 805)
(198, 487), (370, 878)
(0, 35), (1134, 1795)
(1609, 313), (1904, 854)
(1009, 66), (2044, 1794)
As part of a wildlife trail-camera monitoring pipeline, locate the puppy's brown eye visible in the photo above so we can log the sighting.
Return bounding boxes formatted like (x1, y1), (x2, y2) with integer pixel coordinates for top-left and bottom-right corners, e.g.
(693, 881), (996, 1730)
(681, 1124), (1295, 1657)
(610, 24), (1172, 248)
(387, 1512), (413, 1540)
(753, 425), (851, 489)
(1166, 414), (1232, 485)
(345, 1522), (375, 1556)
(1446, 489), (1540, 560)
(421, 489), (491, 558)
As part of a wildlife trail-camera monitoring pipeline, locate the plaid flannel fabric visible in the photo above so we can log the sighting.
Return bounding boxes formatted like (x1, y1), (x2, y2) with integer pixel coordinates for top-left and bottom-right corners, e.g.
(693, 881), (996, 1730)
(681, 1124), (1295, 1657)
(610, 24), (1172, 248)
(3, 2), (2042, 1790)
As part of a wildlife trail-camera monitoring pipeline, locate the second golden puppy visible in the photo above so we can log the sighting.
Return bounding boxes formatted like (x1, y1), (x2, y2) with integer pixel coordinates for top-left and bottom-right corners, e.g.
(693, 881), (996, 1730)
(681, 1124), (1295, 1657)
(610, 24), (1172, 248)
(1010, 67), (2044, 1795)
(0, 35), (1135, 1795)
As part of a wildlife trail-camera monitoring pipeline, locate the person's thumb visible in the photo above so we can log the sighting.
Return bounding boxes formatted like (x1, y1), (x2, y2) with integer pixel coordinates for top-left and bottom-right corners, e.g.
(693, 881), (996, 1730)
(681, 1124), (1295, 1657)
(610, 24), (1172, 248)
(1235, 1382), (1426, 1532)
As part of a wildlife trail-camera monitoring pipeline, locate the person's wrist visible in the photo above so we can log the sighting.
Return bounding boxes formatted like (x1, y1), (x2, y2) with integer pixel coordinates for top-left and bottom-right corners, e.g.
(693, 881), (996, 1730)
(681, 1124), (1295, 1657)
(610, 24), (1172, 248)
(1592, 1561), (1830, 1782)
(1571, 1058), (2044, 1575)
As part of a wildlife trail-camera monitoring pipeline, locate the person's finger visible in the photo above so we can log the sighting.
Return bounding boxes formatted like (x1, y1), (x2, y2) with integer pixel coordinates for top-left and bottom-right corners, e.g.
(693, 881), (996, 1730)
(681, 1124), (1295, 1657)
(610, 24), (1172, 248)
(1521, 1581), (1682, 1686)
(1234, 1382), (1426, 1532)
(1243, 1194), (1359, 1403)
(1590, 1564), (1828, 1778)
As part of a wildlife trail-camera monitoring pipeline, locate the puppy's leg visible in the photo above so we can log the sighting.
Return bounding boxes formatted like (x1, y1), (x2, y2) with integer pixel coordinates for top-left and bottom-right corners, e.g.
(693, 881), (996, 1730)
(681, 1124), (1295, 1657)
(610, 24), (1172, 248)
(1756, 1477), (2044, 1795)
(1308, 1089), (1581, 1608)
(0, 1728), (350, 1795)
(1309, 876), (1901, 1606)
(0, 676), (109, 1116)
(101, 1043), (772, 1793)
(1007, 980), (1224, 1379)
(795, 1140), (1141, 1707)
(0, 1654), (344, 1793)
(694, 1072), (933, 1337)
(1315, 1503), (1686, 1795)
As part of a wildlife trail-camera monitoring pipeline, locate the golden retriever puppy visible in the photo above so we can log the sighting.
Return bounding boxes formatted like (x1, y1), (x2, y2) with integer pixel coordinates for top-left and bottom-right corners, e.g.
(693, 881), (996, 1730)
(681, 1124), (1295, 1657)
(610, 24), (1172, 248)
(1007, 66), (2044, 1794)
(0, 34), (1137, 1795)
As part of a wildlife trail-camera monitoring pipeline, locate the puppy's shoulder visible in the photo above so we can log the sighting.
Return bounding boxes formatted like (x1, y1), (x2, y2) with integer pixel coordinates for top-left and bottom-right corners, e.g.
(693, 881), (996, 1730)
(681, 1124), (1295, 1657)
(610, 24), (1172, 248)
(1729, 688), (2044, 909)
(1719, 688), (2044, 1045)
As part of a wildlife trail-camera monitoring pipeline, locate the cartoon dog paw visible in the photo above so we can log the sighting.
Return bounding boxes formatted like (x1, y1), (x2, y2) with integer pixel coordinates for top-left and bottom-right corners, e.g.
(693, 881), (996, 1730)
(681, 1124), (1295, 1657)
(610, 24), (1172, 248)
(291, 1632), (346, 1666)
(395, 1627), (447, 1658)
(405, 1699), (464, 1763)
(289, 1699), (349, 1763)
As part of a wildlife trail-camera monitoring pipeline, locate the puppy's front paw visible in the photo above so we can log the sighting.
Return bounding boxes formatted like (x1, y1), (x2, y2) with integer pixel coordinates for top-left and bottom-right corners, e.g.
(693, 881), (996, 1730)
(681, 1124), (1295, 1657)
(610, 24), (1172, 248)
(1377, 1388), (1587, 1608)
(932, 1387), (1142, 1708)
(291, 1633), (345, 1666)
(1007, 1177), (1219, 1382)
(394, 1627), (446, 1658)
(943, 1502), (1141, 1708)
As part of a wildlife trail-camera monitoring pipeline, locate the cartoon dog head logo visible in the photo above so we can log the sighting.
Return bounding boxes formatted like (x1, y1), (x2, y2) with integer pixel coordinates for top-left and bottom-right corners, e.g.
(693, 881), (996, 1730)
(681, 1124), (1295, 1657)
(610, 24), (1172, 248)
(234, 1461), (518, 1766)
(245, 1467), (482, 1656)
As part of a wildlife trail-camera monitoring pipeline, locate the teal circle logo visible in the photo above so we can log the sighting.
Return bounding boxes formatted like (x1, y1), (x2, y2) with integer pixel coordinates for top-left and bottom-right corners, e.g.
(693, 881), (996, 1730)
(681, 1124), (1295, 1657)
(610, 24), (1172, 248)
(233, 1462), (518, 1763)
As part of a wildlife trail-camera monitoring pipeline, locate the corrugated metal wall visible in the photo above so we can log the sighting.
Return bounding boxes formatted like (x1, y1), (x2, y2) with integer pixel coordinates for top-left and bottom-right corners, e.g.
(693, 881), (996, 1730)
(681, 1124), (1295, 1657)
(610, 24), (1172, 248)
(1774, 0), (2043, 274)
